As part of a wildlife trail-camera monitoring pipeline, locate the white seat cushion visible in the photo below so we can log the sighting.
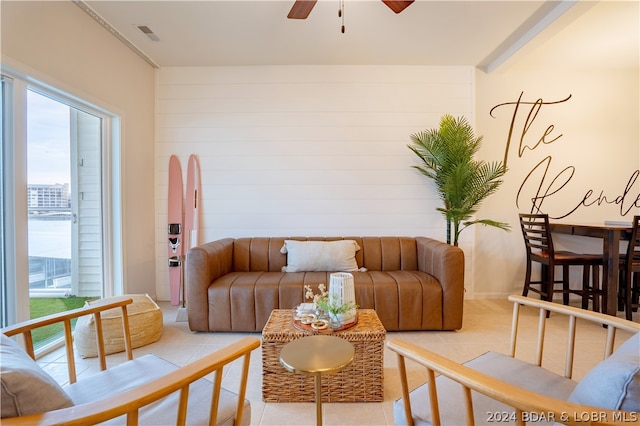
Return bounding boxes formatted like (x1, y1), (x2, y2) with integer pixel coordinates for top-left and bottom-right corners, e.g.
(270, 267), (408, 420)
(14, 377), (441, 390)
(65, 354), (250, 426)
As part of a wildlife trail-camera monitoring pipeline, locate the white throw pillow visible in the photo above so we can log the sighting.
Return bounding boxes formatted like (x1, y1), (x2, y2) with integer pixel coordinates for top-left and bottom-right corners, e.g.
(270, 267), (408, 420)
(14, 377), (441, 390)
(281, 240), (360, 272)
(1, 334), (74, 418)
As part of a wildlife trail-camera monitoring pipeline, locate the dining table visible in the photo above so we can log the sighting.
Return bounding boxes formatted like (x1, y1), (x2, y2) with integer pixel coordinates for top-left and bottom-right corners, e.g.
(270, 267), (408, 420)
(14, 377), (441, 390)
(549, 222), (633, 316)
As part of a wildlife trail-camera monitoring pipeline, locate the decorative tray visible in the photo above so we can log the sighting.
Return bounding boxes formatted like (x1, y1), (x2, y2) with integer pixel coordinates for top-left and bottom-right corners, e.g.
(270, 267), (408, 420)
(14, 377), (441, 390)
(292, 312), (358, 334)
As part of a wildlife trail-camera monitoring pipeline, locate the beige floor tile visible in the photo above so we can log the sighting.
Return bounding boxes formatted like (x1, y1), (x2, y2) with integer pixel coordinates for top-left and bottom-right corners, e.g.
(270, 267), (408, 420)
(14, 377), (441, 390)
(259, 402), (318, 425)
(323, 401), (389, 425)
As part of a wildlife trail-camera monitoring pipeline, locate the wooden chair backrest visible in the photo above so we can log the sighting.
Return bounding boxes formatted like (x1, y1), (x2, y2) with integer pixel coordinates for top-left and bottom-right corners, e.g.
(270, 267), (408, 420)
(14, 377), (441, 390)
(625, 215), (640, 272)
(2, 297), (134, 383)
(388, 295), (640, 426)
(2, 297), (261, 425)
(519, 213), (554, 258)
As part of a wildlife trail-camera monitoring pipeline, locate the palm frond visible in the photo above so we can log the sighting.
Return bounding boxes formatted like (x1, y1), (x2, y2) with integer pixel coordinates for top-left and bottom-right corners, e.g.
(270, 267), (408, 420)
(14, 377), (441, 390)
(408, 114), (510, 245)
(461, 219), (511, 232)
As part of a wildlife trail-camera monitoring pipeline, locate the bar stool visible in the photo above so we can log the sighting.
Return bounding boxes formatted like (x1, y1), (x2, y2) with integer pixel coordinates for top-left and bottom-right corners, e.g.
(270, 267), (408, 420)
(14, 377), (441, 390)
(618, 215), (640, 321)
(519, 214), (603, 312)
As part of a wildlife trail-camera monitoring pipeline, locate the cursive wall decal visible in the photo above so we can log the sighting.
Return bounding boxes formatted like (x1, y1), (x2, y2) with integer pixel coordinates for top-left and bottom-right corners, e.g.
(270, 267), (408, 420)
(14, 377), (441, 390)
(491, 91), (640, 219)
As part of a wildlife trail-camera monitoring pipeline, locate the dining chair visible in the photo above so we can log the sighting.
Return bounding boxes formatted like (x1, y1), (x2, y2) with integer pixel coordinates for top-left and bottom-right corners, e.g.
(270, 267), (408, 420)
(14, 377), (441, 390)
(519, 213), (603, 312)
(618, 215), (640, 321)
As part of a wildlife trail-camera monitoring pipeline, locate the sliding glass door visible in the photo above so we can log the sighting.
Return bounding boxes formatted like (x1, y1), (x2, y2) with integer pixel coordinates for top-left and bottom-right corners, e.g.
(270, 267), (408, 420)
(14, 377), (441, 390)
(1, 71), (121, 351)
(1, 75), (13, 328)
(27, 90), (104, 298)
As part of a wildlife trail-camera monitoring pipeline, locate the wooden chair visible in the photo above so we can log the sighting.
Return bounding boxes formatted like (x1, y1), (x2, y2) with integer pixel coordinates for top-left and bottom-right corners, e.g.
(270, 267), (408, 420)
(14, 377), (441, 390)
(1, 297), (260, 425)
(389, 295), (640, 426)
(619, 215), (640, 321)
(519, 213), (603, 312)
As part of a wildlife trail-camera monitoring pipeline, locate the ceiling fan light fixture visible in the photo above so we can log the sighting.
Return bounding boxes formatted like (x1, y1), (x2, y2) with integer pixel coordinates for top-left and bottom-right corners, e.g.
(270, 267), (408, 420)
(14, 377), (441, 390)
(288, 0), (413, 20)
(382, 0), (415, 14)
(287, 0), (318, 19)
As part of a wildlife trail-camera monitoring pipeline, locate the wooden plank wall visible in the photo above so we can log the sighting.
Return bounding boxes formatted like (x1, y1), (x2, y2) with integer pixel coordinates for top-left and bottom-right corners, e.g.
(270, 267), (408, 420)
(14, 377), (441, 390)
(155, 65), (473, 300)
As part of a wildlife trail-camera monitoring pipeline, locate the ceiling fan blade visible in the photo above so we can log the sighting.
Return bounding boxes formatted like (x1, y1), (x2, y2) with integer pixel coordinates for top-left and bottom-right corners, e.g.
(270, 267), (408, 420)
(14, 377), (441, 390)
(382, 0), (414, 14)
(287, 0), (318, 19)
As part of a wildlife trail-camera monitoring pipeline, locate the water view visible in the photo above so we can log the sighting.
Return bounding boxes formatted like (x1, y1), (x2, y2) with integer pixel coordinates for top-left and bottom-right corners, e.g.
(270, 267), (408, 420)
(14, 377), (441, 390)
(28, 216), (71, 293)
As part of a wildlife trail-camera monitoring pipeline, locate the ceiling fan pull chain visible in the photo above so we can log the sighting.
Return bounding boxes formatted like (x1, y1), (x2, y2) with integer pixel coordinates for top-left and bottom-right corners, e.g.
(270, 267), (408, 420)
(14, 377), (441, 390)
(339, 0), (345, 33)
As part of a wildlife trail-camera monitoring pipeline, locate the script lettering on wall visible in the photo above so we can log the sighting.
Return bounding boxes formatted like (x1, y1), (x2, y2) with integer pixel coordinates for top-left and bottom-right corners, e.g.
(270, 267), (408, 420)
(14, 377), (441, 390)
(491, 91), (640, 218)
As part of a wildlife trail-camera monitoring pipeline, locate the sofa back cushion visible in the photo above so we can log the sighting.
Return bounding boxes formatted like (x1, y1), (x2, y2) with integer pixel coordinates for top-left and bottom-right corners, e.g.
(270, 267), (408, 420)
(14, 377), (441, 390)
(568, 333), (639, 411)
(231, 237), (418, 272)
(1, 334), (74, 418)
(233, 237), (288, 272)
(359, 237), (418, 271)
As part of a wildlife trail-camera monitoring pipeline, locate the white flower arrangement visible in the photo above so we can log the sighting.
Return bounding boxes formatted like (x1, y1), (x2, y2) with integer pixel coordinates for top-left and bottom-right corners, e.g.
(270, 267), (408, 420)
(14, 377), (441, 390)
(304, 283), (358, 317)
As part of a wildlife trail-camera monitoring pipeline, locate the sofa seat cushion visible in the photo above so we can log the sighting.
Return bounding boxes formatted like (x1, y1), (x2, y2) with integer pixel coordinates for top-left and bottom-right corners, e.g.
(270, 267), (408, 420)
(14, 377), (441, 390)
(354, 270), (443, 331)
(393, 351), (577, 426)
(0, 334), (74, 418)
(207, 270), (443, 331)
(65, 354), (250, 426)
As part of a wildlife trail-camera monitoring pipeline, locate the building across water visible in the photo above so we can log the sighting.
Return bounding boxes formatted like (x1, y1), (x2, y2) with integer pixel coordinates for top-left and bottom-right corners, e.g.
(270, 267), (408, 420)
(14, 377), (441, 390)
(28, 183), (70, 213)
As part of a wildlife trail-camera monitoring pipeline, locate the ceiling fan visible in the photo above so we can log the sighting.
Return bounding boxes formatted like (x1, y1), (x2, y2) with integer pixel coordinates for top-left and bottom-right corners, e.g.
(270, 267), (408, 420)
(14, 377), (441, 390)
(287, 0), (414, 19)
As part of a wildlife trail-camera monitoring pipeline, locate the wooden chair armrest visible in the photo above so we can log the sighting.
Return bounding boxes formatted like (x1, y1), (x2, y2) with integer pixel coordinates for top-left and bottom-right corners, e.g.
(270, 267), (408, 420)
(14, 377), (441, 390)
(1, 296), (133, 338)
(1, 337), (261, 426)
(387, 338), (632, 426)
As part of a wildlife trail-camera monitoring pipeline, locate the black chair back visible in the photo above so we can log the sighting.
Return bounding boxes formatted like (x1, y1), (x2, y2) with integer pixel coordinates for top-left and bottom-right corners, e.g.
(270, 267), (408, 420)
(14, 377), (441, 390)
(625, 216), (640, 268)
(519, 213), (554, 263)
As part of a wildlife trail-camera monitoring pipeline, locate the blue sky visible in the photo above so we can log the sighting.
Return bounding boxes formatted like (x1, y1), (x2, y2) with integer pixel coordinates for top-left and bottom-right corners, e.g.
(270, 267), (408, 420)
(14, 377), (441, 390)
(27, 90), (70, 186)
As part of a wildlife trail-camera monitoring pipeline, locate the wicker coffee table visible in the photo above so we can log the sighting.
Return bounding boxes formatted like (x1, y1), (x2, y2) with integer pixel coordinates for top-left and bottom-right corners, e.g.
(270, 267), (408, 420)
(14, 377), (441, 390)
(262, 309), (386, 403)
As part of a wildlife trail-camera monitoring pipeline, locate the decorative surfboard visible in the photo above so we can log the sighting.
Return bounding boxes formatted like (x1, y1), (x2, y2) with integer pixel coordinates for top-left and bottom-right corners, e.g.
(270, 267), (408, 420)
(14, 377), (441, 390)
(167, 155), (183, 306)
(181, 154), (201, 310)
(184, 154), (201, 252)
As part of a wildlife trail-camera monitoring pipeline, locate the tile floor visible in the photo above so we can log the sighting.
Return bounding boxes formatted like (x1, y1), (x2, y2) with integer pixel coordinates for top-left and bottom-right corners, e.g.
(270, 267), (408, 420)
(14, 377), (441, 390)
(38, 299), (637, 426)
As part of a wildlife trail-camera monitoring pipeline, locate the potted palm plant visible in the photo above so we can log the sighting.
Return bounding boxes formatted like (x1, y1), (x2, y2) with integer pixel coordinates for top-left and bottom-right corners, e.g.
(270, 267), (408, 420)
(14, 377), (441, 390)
(408, 114), (510, 246)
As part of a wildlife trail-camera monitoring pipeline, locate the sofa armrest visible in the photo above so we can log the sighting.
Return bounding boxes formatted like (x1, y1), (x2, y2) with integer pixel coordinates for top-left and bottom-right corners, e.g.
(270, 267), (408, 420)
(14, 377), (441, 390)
(416, 237), (464, 330)
(186, 238), (235, 331)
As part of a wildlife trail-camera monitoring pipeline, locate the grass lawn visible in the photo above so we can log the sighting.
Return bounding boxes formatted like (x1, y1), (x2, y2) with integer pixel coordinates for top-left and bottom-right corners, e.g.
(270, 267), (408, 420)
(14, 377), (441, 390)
(29, 296), (96, 347)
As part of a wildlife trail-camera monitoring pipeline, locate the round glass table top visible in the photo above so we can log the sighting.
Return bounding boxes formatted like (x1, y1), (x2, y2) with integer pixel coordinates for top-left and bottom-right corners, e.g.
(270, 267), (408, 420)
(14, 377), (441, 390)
(279, 335), (355, 375)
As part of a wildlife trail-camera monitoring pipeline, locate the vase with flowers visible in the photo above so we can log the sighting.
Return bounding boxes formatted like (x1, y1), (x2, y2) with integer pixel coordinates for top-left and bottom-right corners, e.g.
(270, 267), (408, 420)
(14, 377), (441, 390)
(305, 283), (358, 329)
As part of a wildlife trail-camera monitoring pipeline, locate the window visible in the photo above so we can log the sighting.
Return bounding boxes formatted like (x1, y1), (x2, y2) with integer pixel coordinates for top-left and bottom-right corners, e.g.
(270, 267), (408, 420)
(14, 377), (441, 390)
(1, 70), (122, 352)
(1, 75), (13, 328)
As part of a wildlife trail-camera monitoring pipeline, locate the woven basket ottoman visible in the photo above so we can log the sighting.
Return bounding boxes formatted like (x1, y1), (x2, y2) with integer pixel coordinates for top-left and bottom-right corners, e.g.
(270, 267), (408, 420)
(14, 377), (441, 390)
(262, 309), (386, 402)
(74, 294), (163, 358)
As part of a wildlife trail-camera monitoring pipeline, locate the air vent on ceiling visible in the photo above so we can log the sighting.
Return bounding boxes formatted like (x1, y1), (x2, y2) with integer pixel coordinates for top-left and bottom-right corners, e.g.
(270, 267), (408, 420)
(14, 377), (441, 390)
(137, 25), (160, 42)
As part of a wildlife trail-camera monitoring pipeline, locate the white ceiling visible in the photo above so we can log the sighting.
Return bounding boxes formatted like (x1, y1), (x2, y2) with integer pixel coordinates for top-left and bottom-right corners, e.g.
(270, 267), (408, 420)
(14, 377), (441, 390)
(79, 0), (637, 71)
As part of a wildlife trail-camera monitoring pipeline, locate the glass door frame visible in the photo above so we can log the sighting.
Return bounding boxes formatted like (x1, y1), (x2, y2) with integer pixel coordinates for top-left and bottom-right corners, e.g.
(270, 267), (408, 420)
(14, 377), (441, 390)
(1, 67), (123, 332)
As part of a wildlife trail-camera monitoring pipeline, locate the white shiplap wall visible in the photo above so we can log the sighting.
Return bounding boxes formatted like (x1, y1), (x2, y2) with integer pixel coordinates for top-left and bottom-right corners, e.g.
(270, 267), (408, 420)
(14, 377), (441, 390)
(155, 65), (473, 301)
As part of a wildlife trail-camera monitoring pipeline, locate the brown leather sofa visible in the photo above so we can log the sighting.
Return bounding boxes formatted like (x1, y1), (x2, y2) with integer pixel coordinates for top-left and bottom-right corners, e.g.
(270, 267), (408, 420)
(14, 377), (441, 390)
(185, 237), (464, 332)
